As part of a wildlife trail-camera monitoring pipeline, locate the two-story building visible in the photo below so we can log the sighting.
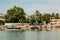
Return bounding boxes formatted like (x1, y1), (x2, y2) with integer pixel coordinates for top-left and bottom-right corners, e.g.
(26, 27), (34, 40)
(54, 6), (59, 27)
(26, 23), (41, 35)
(49, 17), (60, 28)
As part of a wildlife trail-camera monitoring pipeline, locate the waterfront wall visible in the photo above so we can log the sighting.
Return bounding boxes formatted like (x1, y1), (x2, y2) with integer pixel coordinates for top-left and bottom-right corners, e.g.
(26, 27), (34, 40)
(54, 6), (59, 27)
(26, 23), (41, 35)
(0, 23), (59, 31)
(5, 23), (29, 26)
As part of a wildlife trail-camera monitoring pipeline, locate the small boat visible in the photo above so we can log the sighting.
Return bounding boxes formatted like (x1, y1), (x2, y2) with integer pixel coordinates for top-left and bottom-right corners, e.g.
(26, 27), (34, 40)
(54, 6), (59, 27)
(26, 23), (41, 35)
(6, 25), (21, 31)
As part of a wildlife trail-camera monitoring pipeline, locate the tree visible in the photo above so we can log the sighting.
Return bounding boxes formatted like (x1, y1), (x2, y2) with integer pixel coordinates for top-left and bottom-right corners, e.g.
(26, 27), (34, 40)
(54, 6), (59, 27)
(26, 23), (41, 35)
(0, 20), (5, 25)
(30, 15), (36, 24)
(5, 6), (26, 23)
(42, 14), (51, 23)
(55, 13), (60, 19)
(51, 13), (55, 17)
(34, 10), (43, 24)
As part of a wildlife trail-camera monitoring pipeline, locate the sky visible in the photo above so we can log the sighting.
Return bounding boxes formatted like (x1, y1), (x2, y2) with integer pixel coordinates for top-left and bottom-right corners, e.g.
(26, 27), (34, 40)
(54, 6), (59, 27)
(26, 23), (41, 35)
(0, 0), (60, 15)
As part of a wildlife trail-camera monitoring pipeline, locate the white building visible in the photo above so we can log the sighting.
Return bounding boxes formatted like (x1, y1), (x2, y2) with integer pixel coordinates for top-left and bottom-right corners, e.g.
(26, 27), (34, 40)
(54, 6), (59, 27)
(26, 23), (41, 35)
(0, 13), (5, 20)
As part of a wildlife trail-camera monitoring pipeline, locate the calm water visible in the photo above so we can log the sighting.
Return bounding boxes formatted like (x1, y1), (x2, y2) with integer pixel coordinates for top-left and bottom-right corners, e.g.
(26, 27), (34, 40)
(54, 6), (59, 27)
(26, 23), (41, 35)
(0, 31), (60, 40)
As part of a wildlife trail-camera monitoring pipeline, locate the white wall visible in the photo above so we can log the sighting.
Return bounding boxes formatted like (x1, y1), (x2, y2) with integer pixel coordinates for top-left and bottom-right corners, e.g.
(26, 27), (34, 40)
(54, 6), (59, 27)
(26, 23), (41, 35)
(5, 23), (28, 26)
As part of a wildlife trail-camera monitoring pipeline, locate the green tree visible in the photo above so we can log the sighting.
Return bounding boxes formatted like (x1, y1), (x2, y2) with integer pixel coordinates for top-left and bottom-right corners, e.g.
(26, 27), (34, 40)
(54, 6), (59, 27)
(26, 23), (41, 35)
(0, 20), (5, 25)
(34, 10), (43, 24)
(5, 6), (26, 23)
(42, 14), (51, 23)
(55, 13), (60, 19)
(30, 15), (36, 24)
(51, 13), (55, 17)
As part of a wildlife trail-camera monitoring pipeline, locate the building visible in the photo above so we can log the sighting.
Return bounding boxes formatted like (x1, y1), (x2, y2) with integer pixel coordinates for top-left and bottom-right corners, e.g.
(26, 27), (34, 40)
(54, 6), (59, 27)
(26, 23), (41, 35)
(25, 15), (31, 19)
(0, 13), (5, 21)
(49, 17), (60, 28)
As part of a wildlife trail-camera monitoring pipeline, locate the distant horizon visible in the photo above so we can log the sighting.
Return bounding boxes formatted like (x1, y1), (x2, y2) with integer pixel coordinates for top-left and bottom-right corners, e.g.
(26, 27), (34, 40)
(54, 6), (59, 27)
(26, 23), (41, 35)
(0, 0), (60, 15)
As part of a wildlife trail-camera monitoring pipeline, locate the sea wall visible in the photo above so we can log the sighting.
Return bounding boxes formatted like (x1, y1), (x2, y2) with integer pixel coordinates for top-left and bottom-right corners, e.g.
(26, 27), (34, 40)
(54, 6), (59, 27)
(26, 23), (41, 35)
(0, 23), (60, 31)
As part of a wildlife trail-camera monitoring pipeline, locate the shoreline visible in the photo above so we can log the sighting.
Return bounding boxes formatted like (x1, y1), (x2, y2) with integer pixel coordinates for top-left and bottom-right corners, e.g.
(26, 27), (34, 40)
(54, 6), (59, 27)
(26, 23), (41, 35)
(0, 25), (60, 31)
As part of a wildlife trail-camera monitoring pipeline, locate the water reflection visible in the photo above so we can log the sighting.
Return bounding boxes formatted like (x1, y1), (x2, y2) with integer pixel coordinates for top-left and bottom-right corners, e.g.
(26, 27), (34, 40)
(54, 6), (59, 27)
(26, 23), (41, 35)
(6, 31), (25, 40)
(0, 31), (60, 40)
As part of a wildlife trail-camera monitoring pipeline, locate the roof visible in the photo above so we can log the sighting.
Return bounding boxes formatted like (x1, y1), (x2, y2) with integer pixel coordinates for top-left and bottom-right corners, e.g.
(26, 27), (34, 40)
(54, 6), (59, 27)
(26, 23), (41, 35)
(0, 13), (4, 17)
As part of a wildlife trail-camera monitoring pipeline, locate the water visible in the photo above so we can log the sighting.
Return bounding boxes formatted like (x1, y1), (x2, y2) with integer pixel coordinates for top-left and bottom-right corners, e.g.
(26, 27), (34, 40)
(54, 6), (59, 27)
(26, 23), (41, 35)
(0, 31), (60, 40)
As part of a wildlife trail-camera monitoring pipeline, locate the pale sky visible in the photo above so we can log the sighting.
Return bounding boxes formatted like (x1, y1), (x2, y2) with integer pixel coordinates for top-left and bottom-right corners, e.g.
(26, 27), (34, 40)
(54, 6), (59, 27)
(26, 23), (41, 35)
(0, 0), (60, 15)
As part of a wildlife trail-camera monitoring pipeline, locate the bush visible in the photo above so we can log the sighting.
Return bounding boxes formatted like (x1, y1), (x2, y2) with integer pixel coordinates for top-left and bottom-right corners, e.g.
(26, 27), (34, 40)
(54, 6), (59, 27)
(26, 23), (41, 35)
(0, 20), (5, 25)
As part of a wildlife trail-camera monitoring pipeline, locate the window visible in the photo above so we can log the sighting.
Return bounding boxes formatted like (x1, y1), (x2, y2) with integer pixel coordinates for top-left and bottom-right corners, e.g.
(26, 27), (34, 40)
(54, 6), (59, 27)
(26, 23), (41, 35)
(50, 23), (54, 25)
